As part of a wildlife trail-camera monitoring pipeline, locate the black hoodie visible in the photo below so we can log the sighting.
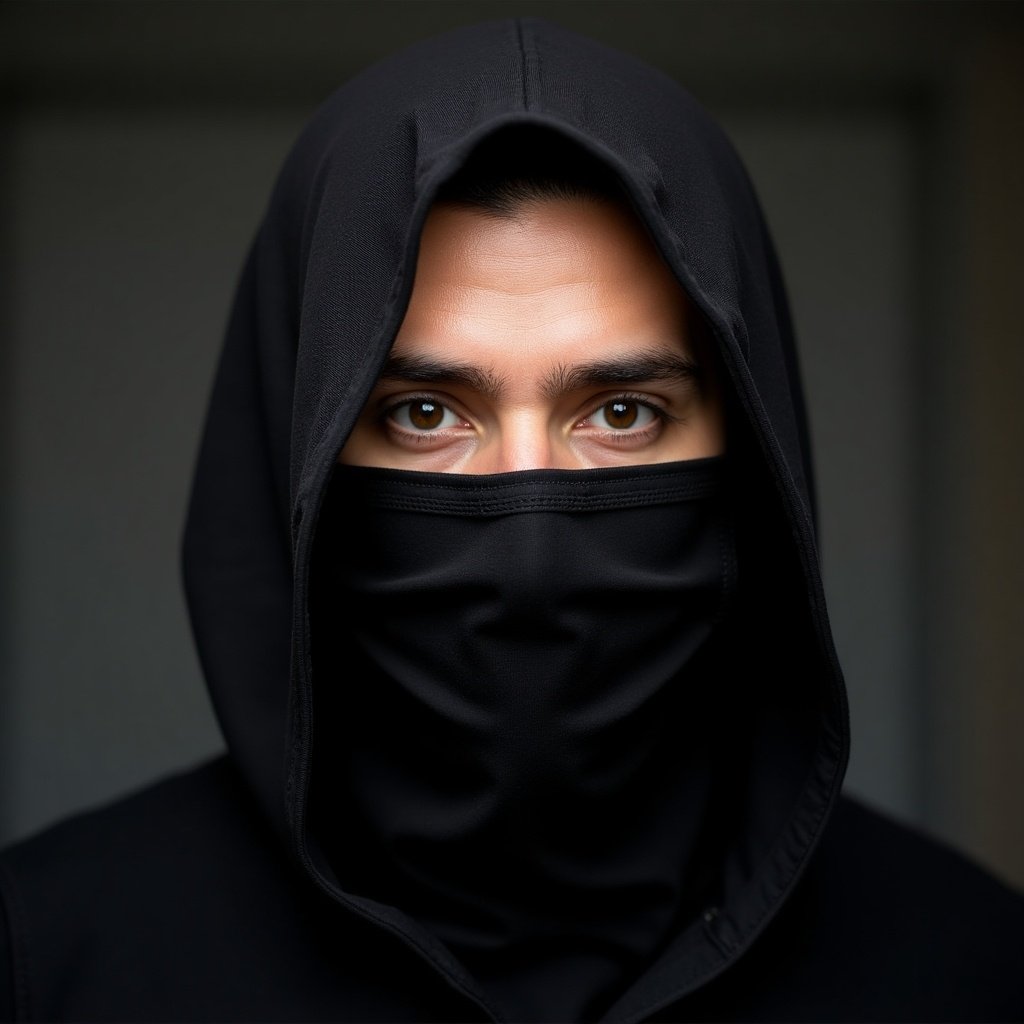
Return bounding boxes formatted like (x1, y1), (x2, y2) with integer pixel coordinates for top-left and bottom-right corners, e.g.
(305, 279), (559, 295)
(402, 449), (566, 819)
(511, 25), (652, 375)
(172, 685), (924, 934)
(1, 18), (1022, 1023)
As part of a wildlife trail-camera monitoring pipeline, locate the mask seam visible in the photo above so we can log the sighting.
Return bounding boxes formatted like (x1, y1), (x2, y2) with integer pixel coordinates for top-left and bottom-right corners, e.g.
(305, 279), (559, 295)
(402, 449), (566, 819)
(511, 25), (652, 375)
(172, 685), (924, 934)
(351, 486), (719, 517)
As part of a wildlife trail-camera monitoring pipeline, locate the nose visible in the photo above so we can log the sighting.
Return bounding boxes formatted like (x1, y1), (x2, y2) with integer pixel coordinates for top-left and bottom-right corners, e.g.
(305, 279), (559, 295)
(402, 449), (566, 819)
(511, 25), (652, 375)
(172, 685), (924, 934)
(481, 411), (565, 473)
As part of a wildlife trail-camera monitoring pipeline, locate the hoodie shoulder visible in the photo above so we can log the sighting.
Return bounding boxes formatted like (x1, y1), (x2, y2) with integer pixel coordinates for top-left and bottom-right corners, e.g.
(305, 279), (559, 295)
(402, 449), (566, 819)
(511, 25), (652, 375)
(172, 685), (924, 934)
(816, 795), (1024, 962)
(822, 795), (1024, 914)
(0, 758), (263, 890)
(810, 796), (1024, 1018)
(680, 794), (1024, 1022)
(0, 759), (303, 1021)
(0, 759), (487, 1022)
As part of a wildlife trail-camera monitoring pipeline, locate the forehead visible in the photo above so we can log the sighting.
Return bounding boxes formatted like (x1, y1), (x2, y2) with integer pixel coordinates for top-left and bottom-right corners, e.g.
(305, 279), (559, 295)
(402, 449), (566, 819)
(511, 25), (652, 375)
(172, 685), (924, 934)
(411, 196), (681, 297)
(392, 196), (695, 376)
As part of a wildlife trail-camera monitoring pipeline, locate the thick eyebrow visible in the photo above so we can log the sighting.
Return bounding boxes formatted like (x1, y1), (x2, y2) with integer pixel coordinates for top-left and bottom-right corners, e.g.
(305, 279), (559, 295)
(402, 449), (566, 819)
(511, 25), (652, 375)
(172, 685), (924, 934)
(375, 349), (700, 401)
(376, 354), (509, 400)
(541, 350), (701, 398)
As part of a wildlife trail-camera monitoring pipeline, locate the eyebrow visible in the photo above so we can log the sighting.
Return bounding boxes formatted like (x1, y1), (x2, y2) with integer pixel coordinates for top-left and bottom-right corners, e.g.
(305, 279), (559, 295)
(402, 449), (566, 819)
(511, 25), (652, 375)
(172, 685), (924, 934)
(377, 355), (509, 399)
(376, 348), (700, 400)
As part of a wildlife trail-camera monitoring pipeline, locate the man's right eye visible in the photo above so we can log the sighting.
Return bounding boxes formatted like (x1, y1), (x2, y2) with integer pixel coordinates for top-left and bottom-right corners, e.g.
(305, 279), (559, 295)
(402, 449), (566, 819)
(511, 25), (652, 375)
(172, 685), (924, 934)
(388, 399), (462, 431)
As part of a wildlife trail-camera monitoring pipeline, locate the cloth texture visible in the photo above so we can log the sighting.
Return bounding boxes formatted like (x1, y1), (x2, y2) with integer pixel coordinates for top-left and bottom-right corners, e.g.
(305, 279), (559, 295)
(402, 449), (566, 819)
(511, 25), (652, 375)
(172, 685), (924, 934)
(2, 16), (1022, 1023)
(314, 459), (737, 1021)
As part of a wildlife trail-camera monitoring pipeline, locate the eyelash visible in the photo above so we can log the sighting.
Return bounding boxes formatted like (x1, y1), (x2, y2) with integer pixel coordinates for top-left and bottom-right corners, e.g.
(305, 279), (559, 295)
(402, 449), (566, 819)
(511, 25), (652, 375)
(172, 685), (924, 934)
(380, 393), (469, 443)
(578, 392), (678, 439)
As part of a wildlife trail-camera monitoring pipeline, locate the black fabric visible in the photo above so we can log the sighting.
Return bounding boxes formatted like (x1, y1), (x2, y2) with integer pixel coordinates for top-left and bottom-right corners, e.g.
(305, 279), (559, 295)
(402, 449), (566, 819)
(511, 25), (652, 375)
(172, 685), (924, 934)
(314, 459), (737, 1021)
(1, 766), (1021, 1022)
(1, 16), (1022, 1023)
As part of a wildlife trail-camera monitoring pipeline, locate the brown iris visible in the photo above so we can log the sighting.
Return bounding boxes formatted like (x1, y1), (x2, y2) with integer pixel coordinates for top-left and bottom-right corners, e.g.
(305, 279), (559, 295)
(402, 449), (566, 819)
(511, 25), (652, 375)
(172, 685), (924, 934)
(408, 400), (445, 429)
(603, 400), (639, 429)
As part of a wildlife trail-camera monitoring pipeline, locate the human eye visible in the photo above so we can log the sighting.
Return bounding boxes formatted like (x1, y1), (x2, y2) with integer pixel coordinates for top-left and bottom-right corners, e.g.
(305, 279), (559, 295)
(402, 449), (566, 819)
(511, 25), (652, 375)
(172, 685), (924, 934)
(580, 395), (662, 432)
(386, 396), (464, 432)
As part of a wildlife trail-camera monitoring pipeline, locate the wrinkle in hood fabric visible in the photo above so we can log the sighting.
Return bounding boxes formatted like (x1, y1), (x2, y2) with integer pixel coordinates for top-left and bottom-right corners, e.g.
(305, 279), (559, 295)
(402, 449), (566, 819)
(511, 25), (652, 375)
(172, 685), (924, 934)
(179, 17), (849, 1021)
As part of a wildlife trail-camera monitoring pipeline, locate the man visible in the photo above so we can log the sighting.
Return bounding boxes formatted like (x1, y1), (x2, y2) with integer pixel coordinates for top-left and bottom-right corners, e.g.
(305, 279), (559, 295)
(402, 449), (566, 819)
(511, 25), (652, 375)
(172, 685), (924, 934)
(1, 18), (1021, 1022)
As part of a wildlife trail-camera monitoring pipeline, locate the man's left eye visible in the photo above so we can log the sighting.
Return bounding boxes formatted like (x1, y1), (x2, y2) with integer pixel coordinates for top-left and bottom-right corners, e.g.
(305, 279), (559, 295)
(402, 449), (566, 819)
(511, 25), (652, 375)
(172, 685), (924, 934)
(389, 400), (462, 431)
(584, 399), (658, 431)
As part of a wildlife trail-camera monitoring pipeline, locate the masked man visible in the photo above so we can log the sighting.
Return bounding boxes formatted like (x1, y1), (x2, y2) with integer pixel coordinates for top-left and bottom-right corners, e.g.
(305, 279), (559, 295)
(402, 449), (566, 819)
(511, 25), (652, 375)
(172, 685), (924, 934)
(1, 19), (1021, 1023)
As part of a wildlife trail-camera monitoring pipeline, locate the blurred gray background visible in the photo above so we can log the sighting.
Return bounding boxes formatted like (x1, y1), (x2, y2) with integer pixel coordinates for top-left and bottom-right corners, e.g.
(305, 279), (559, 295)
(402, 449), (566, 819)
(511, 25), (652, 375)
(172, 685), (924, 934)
(2, 1), (1022, 891)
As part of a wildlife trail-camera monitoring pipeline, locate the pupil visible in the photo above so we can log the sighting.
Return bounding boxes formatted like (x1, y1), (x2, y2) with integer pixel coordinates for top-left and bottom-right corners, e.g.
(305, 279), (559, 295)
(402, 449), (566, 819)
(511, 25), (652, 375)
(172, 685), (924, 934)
(605, 400), (638, 429)
(409, 401), (444, 429)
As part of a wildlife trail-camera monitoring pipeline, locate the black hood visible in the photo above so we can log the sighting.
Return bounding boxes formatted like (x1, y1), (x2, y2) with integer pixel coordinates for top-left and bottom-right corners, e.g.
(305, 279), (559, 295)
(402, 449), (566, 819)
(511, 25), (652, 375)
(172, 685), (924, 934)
(182, 17), (848, 1020)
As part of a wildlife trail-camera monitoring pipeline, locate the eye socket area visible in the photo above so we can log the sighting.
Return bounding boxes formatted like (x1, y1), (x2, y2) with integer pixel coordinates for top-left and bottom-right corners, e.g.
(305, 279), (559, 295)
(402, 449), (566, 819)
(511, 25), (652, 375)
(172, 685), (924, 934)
(387, 397), (467, 433)
(368, 389), (677, 463)
(578, 397), (661, 432)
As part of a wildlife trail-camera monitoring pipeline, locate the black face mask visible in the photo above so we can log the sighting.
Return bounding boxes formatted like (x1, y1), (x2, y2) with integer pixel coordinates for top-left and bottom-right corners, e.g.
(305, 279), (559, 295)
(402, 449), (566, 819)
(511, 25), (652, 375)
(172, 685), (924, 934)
(312, 456), (738, 1022)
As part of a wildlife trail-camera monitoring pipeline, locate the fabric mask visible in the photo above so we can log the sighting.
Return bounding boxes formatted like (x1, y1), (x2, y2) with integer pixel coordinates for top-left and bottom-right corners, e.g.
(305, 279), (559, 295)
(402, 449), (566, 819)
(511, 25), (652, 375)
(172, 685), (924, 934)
(311, 456), (738, 1022)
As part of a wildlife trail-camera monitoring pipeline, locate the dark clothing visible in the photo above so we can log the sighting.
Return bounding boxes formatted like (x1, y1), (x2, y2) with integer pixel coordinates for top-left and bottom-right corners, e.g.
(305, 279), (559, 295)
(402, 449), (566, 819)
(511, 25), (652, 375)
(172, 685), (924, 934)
(1, 760), (1021, 1021)
(2, 16), (1022, 1021)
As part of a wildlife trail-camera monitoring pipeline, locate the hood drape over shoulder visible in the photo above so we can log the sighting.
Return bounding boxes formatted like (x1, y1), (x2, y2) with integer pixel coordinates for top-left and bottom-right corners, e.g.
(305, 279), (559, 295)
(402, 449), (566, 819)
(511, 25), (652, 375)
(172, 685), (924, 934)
(182, 16), (847, 1020)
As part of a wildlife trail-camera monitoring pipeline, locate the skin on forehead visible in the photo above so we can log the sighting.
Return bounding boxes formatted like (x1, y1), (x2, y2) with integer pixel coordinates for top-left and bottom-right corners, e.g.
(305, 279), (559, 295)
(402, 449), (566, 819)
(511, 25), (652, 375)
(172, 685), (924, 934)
(339, 196), (725, 474)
